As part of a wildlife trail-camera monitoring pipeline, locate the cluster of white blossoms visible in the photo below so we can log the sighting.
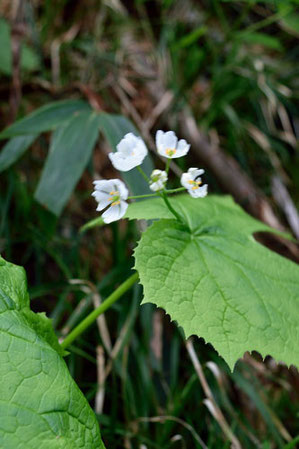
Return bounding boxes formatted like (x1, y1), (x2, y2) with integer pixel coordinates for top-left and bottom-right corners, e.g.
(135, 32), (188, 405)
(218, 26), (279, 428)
(92, 130), (208, 223)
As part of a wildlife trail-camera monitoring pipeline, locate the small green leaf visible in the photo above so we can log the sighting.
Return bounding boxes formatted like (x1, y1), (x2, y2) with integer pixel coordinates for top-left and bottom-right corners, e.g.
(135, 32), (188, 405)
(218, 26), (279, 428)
(127, 195), (299, 370)
(175, 25), (207, 48)
(280, 12), (299, 36)
(0, 135), (37, 172)
(79, 216), (104, 234)
(283, 435), (299, 449)
(235, 31), (283, 51)
(34, 111), (101, 216)
(0, 256), (106, 448)
(0, 100), (90, 139)
(0, 18), (40, 76)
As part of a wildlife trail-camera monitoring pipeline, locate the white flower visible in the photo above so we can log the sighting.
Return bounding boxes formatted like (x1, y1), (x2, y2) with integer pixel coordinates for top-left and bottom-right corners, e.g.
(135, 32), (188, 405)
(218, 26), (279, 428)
(156, 130), (190, 159)
(181, 168), (208, 198)
(92, 179), (129, 223)
(108, 133), (148, 172)
(149, 169), (168, 192)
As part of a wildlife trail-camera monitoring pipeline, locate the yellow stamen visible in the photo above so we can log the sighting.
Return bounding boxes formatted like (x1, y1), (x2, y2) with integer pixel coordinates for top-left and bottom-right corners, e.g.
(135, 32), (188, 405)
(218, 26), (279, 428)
(188, 179), (202, 190)
(111, 200), (120, 206)
(165, 148), (176, 156)
(108, 190), (120, 203)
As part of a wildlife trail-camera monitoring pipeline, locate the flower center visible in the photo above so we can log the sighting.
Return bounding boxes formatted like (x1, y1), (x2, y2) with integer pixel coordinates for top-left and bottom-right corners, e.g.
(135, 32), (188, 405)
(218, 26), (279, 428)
(165, 148), (176, 156)
(188, 180), (202, 190)
(151, 175), (160, 182)
(109, 190), (120, 205)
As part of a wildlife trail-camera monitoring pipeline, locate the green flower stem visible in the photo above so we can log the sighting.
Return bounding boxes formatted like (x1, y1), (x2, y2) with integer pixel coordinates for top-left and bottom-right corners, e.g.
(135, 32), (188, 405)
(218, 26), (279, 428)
(165, 159), (171, 174)
(128, 193), (158, 200)
(165, 187), (185, 194)
(137, 166), (150, 183)
(60, 272), (139, 350)
(128, 188), (185, 201)
(161, 192), (183, 223)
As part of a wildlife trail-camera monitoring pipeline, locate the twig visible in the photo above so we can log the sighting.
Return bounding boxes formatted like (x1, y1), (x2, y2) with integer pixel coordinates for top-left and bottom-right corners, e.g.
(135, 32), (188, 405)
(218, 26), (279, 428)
(206, 361), (261, 447)
(67, 279), (112, 353)
(9, 0), (25, 122)
(137, 415), (208, 449)
(95, 345), (105, 414)
(91, 286), (112, 354)
(271, 176), (299, 240)
(246, 123), (290, 184)
(186, 338), (242, 449)
(150, 309), (163, 363)
(51, 24), (80, 86)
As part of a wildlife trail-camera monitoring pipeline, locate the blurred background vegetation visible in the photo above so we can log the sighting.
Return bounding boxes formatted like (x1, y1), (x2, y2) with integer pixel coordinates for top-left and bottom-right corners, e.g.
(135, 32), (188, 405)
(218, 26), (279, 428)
(0, 0), (298, 448)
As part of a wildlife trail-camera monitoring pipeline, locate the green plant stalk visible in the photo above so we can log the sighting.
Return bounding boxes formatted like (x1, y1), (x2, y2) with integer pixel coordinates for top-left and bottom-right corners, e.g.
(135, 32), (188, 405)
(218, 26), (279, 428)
(60, 272), (139, 350)
(165, 158), (171, 174)
(165, 187), (185, 194)
(161, 192), (183, 223)
(243, 7), (292, 34)
(137, 166), (150, 182)
(128, 187), (185, 201)
(128, 193), (158, 200)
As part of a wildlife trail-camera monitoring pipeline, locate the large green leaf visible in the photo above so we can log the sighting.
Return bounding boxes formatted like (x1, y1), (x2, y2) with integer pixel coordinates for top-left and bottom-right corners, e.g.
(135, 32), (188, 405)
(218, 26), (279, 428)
(0, 100), (90, 139)
(0, 135), (37, 172)
(34, 110), (101, 216)
(126, 195), (299, 370)
(98, 113), (154, 195)
(0, 256), (105, 449)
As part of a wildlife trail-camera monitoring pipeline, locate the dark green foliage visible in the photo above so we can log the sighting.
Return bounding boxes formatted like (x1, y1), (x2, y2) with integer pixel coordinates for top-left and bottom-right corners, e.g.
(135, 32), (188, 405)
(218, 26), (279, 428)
(0, 0), (298, 448)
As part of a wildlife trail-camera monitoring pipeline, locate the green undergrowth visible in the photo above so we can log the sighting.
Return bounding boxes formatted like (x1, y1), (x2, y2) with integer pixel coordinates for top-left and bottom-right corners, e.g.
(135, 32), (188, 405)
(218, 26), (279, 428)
(1, 0), (298, 447)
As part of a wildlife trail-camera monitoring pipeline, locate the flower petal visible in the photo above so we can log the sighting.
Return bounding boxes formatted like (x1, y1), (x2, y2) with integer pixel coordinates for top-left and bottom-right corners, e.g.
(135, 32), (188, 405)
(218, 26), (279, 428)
(112, 179), (129, 200)
(162, 131), (178, 151)
(188, 184), (208, 198)
(135, 138), (148, 160)
(149, 169), (168, 191)
(188, 167), (204, 178)
(109, 152), (140, 171)
(96, 198), (111, 211)
(110, 133), (148, 171)
(118, 200), (128, 217)
(180, 172), (192, 189)
(102, 201), (128, 223)
(149, 180), (163, 191)
(92, 191), (111, 211)
(93, 179), (115, 194)
(175, 139), (190, 158)
(155, 130), (164, 152)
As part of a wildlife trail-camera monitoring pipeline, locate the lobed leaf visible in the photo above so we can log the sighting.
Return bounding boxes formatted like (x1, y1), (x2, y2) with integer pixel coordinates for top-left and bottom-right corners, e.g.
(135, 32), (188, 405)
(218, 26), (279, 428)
(127, 195), (299, 370)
